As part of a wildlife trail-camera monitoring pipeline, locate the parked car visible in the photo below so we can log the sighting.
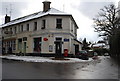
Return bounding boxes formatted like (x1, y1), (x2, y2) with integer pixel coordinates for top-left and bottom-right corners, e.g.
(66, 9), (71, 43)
(76, 50), (89, 60)
(87, 50), (94, 57)
(104, 53), (109, 56)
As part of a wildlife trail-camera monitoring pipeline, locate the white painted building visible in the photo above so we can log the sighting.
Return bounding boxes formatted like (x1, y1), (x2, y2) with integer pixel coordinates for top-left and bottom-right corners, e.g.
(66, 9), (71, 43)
(0, 28), (2, 54)
(1, 1), (81, 56)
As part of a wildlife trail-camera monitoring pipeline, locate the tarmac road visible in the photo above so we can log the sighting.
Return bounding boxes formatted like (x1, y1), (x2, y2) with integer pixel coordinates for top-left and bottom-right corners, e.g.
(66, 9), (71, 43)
(1, 56), (119, 80)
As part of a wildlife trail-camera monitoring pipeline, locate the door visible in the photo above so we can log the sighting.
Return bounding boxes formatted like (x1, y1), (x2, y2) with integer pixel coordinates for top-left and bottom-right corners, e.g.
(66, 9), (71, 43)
(34, 37), (41, 53)
(75, 45), (79, 55)
(55, 38), (62, 57)
(23, 42), (26, 53)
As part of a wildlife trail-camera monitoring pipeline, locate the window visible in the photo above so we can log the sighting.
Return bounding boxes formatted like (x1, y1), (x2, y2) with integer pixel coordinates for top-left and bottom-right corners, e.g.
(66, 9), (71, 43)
(23, 37), (27, 41)
(34, 37), (42, 52)
(18, 25), (20, 32)
(56, 37), (62, 41)
(10, 28), (13, 34)
(10, 28), (12, 31)
(34, 22), (37, 31)
(56, 19), (62, 29)
(26, 24), (29, 31)
(21, 25), (23, 32)
(14, 27), (16, 34)
(4, 28), (8, 34)
(41, 20), (46, 29)
(18, 38), (22, 51)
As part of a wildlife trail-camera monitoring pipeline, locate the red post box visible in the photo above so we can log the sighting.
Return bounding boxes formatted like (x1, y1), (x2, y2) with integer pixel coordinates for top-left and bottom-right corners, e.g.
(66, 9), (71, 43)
(64, 49), (68, 57)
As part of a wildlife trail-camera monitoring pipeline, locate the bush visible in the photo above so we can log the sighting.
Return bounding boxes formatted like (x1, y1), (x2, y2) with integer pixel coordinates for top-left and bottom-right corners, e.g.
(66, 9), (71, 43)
(93, 48), (109, 56)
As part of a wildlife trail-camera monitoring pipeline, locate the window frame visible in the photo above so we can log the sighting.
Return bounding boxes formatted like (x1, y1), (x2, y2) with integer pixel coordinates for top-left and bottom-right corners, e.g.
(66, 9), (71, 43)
(14, 27), (17, 34)
(21, 25), (23, 32)
(41, 19), (46, 29)
(34, 22), (37, 31)
(56, 18), (62, 29)
(26, 24), (29, 31)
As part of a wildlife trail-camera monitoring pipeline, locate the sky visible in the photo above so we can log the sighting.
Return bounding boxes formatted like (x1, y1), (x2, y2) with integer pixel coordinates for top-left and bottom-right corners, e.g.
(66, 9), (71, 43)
(0, 0), (119, 42)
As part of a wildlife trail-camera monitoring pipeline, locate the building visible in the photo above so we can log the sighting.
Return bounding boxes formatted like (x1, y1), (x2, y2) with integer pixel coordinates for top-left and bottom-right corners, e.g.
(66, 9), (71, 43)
(118, 1), (120, 16)
(0, 1), (81, 56)
(0, 28), (2, 54)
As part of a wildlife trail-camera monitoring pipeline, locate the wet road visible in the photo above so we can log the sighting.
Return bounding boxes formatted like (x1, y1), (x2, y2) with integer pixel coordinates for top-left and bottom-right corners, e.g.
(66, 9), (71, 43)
(1, 56), (119, 79)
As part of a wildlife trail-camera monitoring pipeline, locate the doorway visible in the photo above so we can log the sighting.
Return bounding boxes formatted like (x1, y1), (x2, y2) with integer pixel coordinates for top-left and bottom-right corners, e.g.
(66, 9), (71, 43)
(54, 37), (62, 57)
(34, 37), (42, 53)
(75, 45), (79, 55)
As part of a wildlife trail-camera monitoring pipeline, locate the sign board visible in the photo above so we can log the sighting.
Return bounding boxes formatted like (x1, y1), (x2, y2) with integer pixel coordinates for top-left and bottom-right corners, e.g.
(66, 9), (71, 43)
(64, 39), (69, 42)
(49, 45), (53, 52)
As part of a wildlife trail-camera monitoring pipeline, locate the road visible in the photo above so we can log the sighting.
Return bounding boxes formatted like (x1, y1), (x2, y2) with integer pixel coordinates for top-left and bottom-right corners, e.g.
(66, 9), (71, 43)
(1, 56), (119, 80)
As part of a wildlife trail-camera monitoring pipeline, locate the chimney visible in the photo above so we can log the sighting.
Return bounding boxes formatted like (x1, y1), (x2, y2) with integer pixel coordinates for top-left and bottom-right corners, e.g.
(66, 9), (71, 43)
(5, 14), (11, 24)
(42, 1), (51, 12)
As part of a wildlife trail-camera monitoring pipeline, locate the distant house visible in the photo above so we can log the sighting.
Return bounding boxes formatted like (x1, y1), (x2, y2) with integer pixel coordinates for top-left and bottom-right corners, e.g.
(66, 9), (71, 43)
(92, 43), (106, 48)
(0, 1), (81, 56)
(90, 40), (109, 49)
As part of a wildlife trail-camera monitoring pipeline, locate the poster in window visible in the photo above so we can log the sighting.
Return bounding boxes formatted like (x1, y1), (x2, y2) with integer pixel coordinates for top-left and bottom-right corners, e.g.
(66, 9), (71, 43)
(49, 45), (53, 52)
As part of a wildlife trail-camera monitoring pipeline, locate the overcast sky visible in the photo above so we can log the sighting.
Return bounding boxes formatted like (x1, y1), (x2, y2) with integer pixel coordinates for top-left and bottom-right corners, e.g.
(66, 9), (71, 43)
(0, 0), (119, 42)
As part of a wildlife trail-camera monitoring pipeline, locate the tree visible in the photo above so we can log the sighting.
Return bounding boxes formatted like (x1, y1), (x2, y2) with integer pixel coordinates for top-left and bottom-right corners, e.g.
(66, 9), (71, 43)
(82, 38), (90, 50)
(93, 4), (120, 57)
(93, 4), (120, 37)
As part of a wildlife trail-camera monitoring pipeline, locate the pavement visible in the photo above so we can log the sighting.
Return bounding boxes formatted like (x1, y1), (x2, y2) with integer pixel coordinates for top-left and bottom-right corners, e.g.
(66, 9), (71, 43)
(0, 55), (94, 63)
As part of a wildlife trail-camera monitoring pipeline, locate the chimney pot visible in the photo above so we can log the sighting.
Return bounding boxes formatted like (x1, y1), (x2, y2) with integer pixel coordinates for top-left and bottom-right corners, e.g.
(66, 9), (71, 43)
(5, 14), (10, 24)
(42, 1), (51, 12)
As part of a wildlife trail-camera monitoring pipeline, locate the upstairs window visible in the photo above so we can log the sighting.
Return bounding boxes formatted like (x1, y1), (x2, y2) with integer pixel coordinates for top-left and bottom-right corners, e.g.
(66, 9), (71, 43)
(4, 28), (8, 34)
(21, 25), (23, 32)
(34, 22), (37, 31)
(10, 28), (13, 34)
(10, 28), (12, 32)
(18, 25), (20, 32)
(26, 24), (29, 31)
(41, 20), (46, 29)
(14, 27), (16, 34)
(56, 19), (62, 29)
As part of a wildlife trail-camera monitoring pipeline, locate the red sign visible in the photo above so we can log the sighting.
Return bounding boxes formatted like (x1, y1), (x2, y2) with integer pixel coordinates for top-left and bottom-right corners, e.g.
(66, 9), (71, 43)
(43, 38), (48, 41)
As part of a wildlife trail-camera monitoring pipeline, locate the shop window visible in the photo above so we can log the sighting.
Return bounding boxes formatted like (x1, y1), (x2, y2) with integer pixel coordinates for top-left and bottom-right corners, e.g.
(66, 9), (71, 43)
(23, 37), (27, 41)
(34, 37), (42, 52)
(18, 38), (22, 52)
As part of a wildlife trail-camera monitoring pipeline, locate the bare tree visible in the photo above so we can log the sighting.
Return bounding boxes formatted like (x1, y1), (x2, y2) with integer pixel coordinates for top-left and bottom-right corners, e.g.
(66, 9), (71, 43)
(93, 4), (120, 57)
(93, 4), (120, 37)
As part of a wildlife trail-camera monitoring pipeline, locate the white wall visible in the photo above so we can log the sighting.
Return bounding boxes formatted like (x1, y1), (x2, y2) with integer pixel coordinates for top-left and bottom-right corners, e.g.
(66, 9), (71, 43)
(2, 15), (78, 54)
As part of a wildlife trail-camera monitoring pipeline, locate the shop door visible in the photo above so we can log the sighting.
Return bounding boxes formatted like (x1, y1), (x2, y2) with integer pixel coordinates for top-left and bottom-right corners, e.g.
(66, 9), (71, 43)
(75, 45), (79, 54)
(54, 38), (62, 57)
(34, 37), (41, 53)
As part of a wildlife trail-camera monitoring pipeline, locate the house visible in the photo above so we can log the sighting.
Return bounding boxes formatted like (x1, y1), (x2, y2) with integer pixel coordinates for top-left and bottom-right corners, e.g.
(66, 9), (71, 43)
(1, 1), (81, 56)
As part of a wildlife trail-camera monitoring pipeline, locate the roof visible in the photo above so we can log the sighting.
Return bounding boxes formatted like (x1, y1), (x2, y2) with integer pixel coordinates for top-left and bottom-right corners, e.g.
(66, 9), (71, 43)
(0, 8), (76, 28)
(92, 43), (105, 47)
(74, 39), (82, 44)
